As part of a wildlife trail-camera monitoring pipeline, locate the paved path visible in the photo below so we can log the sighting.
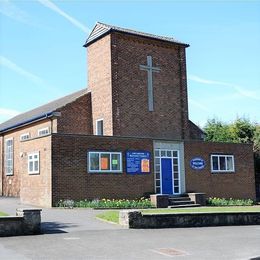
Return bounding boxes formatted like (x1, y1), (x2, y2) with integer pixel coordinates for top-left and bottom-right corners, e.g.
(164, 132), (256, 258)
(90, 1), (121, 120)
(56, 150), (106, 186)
(0, 197), (122, 233)
(1, 197), (260, 259)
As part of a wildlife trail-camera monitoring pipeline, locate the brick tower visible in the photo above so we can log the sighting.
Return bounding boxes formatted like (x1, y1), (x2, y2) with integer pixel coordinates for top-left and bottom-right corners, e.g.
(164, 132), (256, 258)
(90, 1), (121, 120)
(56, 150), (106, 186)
(85, 22), (190, 140)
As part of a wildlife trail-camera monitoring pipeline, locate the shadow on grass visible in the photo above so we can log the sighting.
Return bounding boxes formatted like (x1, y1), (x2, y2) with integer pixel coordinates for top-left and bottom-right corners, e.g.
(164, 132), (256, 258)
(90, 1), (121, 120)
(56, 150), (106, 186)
(41, 222), (78, 234)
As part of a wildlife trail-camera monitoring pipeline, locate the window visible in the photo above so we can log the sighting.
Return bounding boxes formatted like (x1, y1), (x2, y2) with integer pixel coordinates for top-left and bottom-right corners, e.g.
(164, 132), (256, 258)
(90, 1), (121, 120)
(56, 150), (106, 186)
(96, 119), (103, 135)
(38, 127), (50, 137)
(28, 152), (40, 174)
(88, 151), (122, 173)
(5, 138), (13, 175)
(211, 154), (234, 173)
(20, 133), (30, 141)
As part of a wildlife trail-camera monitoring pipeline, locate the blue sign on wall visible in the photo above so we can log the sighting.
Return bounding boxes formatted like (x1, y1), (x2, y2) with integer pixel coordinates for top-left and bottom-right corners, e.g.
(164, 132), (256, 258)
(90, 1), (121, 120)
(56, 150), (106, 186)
(190, 157), (205, 170)
(126, 151), (151, 174)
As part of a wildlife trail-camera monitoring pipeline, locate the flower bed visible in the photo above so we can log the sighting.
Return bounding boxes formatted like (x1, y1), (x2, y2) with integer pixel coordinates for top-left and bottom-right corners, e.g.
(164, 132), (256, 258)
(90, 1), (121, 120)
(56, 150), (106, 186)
(207, 197), (254, 206)
(56, 198), (153, 209)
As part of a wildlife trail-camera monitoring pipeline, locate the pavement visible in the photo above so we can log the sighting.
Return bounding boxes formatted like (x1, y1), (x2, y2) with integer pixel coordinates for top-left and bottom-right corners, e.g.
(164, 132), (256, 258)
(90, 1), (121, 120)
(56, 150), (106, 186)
(1, 197), (260, 260)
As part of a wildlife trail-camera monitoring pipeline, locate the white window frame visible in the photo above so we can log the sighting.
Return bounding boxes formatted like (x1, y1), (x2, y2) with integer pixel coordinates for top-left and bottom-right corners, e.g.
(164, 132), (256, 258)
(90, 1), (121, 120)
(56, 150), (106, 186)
(5, 138), (14, 176)
(20, 133), (30, 141)
(95, 119), (104, 135)
(211, 154), (235, 173)
(38, 127), (50, 137)
(88, 151), (122, 173)
(28, 152), (40, 175)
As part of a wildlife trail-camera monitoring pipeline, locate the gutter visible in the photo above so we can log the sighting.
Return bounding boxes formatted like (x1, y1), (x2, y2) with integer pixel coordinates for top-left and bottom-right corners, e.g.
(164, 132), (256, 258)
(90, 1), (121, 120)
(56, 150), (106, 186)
(0, 111), (61, 135)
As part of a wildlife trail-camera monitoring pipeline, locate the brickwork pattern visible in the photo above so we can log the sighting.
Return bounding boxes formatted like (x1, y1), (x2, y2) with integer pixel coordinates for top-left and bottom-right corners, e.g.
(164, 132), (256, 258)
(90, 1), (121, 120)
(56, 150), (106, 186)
(110, 32), (190, 139)
(51, 134), (154, 205)
(56, 92), (93, 135)
(1, 120), (52, 206)
(87, 34), (113, 136)
(184, 141), (256, 199)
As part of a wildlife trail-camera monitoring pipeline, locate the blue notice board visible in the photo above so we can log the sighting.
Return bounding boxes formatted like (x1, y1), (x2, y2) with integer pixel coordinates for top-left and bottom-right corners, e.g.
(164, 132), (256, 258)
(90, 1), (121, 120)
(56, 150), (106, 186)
(126, 150), (151, 174)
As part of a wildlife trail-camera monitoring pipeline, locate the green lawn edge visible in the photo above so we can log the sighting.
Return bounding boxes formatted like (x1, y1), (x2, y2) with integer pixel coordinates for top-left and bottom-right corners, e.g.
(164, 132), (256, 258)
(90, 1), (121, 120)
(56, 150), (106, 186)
(95, 206), (260, 224)
(0, 211), (8, 216)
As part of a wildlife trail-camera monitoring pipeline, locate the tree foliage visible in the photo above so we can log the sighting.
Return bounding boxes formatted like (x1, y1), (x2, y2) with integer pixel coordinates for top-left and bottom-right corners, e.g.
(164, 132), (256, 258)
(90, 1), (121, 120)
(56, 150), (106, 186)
(204, 118), (259, 153)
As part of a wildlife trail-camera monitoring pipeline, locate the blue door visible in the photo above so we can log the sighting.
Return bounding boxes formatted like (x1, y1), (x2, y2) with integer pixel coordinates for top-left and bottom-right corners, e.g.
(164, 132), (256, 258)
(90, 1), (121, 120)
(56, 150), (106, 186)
(161, 158), (173, 194)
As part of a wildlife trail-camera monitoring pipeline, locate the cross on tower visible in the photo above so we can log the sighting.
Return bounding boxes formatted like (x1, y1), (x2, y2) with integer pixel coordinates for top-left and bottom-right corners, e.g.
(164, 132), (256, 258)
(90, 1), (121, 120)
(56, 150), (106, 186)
(139, 56), (160, 111)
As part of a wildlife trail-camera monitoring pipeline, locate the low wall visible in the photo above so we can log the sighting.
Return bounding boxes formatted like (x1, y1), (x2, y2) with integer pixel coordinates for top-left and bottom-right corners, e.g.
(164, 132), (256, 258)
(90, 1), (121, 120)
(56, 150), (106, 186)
(0, 208), (42, 236)
(119, 210), (260, 229)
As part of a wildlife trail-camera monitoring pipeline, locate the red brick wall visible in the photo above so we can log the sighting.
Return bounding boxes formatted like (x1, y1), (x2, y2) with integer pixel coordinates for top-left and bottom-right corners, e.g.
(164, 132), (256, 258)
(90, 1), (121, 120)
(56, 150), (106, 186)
(110, 32), (190, 139)
(189, 120), (204, 140)
(51, 134), (154, 205)
(184, 141), (256, 199)
(87, 34), (113, 136)
(0, 136), (3, 195)
(56, 92), (93, 135)
(1, 120), (52, 206)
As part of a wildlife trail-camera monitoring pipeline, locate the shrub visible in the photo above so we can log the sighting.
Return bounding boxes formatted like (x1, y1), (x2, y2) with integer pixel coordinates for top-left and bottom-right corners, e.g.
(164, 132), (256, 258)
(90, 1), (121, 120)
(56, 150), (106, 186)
(56, 198), (153, 209)
(207, 197), (254, 206)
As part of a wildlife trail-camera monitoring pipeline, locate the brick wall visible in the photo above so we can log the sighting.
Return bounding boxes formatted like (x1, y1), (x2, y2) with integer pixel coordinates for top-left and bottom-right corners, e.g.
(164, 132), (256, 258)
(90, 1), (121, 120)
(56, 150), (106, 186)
(51, 134), (154, 205)
(56, 92), (93, 135)
(110, 32), (190, 139)
(1, 120), (52, 207)
(0, 136), (2, 195)
(87, 34), (113, 136)
(184, 141), (256, 199)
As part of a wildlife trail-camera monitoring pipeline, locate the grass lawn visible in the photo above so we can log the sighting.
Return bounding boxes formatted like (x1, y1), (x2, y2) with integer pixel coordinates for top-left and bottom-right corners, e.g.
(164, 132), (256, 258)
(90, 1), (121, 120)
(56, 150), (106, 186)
(95, 206), (260, 224)
(0, 211), (8, 216)
(96, 211), (120, 224)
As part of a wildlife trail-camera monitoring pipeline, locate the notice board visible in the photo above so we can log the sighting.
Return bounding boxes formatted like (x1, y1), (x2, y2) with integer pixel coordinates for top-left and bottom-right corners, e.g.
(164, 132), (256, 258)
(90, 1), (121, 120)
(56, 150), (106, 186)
(126, 150), (151, 174)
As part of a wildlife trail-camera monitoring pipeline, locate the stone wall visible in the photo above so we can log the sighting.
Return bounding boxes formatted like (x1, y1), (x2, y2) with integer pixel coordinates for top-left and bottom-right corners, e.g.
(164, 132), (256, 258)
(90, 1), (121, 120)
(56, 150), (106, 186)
(0, 208), (41, 237)
(119, 210), (260, 229)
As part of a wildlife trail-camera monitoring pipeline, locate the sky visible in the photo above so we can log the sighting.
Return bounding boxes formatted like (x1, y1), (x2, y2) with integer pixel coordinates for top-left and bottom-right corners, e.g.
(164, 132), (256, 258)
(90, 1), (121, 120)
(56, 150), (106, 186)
(0, 0), (260, 128)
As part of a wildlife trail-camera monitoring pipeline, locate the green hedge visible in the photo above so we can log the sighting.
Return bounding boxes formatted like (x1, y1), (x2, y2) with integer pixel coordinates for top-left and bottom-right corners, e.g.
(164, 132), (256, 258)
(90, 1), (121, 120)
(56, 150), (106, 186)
(207, 197), (254, 206)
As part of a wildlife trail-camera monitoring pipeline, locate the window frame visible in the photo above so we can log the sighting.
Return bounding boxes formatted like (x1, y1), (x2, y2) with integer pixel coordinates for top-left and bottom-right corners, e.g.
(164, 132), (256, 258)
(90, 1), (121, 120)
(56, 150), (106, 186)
(88, 151), (122, 173)
(210, 154), (235, 173)
(38, 127), (50, 137)
(4, 137), (14, 176)
(20, 133), (30, 141)
(28, 151), (40, 175)
(95, 119), (104, 136)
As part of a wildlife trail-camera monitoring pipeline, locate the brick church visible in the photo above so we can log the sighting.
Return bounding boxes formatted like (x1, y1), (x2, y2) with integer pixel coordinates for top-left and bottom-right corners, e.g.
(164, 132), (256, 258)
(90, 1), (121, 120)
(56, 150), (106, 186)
(0, 22), (256, 207)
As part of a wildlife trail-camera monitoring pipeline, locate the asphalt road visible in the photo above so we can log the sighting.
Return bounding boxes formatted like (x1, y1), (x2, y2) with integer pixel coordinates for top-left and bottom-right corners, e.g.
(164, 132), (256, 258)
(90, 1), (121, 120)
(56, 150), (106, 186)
(1, 198), (260, 259)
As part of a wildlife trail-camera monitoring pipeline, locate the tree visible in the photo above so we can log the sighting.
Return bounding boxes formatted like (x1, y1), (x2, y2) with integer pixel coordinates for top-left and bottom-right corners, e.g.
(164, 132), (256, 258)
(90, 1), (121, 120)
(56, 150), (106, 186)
(204, 118), (259, 152)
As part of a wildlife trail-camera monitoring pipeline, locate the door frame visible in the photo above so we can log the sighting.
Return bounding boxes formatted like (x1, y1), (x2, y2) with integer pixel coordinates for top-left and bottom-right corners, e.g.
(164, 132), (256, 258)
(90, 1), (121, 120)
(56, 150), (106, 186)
(155, 149), (181, 195)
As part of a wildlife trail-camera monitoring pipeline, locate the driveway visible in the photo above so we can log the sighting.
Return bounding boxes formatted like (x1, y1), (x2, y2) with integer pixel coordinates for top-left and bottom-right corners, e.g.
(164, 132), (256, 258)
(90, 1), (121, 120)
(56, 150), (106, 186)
(0, 197), (122, 233)
(1, 197), (260, 260)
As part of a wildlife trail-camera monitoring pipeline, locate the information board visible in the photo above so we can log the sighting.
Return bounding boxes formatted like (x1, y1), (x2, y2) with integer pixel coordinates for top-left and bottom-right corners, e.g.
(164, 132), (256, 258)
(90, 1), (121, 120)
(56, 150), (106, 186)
(126, 150), (151, 174)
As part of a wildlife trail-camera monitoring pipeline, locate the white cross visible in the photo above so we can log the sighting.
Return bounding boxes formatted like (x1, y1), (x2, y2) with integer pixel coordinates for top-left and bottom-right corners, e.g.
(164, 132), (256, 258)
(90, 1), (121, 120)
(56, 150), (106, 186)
(140, 56), (160, 111)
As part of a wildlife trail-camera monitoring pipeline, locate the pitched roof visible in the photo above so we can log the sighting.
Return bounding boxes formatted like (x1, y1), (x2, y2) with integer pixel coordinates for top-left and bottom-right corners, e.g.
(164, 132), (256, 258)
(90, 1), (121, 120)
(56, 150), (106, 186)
(84, 22), (189, 47)
(0, 88), (89, 133)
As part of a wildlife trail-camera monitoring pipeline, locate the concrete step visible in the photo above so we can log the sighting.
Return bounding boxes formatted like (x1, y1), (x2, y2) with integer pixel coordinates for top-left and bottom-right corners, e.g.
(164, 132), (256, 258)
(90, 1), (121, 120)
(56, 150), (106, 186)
(169, 200), (195, 206)
(168, 204), (201, 209)
(169, 197), (191, 202)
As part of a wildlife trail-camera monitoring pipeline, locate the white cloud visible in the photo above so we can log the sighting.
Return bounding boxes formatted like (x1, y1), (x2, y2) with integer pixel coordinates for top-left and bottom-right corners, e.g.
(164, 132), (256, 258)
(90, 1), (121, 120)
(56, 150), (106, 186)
(188, 74), (260, 101)
(38, 0), (90, 33)
(0, 0), (30, 24)
(0, 55), (46, 86)
(189, 98), (209, 112)
(0, 55), (60, 95)
(0, 108), (20, 117)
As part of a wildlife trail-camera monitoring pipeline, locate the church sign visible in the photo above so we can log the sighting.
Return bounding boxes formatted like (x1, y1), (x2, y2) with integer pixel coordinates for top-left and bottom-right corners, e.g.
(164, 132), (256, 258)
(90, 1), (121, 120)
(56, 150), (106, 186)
(126, 151), (151, 174)
(190, 157), (205, 170)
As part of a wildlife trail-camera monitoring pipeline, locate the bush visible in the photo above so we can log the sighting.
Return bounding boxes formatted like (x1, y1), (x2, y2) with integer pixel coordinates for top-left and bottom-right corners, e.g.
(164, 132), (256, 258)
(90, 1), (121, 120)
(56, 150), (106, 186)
(207, 197), (254, 206)
(56, 198), (153, 209)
